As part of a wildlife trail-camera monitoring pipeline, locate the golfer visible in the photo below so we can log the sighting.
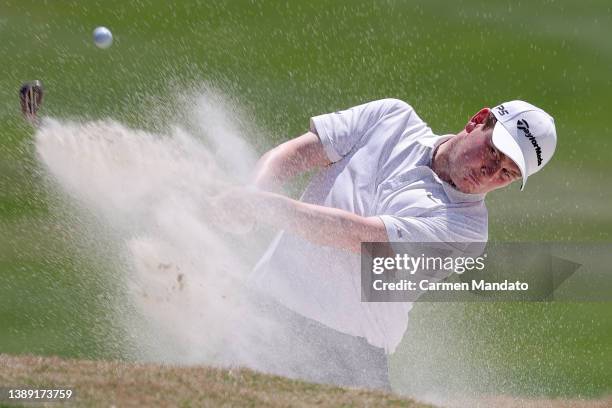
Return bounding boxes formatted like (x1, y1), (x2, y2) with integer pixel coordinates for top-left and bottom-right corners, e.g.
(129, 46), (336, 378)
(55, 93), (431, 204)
(216, 98), (557, 390)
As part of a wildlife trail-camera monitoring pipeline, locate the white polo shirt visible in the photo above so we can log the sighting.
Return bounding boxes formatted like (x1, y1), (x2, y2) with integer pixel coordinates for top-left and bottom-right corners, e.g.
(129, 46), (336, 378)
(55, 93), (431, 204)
(251, 99), (488, 353)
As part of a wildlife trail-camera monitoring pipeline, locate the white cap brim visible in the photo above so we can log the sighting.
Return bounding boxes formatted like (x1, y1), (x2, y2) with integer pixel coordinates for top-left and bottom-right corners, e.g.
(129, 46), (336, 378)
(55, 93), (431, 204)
(491, 122), (528, 190)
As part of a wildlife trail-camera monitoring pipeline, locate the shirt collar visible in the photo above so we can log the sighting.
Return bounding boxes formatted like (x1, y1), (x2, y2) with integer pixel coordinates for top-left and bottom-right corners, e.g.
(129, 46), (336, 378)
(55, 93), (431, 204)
(420, 134), (487, 204)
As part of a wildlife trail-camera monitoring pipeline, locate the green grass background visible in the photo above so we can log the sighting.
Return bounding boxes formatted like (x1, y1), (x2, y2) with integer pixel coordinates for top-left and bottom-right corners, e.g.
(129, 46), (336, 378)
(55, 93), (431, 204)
(1, 0), (610, 399)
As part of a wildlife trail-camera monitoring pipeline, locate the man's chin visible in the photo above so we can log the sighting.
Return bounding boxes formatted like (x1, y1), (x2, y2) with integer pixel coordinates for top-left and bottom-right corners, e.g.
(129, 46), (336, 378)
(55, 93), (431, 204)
(456, 178), (481, 194)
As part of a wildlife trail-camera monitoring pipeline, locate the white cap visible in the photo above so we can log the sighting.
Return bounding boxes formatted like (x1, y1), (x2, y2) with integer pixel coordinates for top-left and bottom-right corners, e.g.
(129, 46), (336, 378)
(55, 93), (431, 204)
(490, 100), (557, 190)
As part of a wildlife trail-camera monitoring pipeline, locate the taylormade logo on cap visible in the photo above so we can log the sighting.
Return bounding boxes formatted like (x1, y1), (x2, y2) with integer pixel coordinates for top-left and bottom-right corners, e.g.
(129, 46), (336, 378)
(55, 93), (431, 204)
(490, 100), (557, 190)
(516, 119), (543, 166)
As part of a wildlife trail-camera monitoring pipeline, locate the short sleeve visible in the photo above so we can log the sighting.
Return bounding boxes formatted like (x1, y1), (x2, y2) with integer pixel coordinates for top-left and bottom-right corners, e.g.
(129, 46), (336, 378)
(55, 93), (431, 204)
(377, 214), (487, 290)
(309, 98), (413, 163)
(379, 213), (488, 243)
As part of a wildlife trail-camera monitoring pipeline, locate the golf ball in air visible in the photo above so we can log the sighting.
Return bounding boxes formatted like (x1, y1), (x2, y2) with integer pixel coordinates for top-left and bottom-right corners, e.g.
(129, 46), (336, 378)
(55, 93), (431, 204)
(93, 26), (113, 49)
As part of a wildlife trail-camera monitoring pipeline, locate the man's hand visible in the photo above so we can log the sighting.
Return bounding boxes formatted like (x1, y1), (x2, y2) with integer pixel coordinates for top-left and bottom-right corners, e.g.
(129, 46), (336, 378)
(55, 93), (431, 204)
(208, 186), (389, 252)
(208, 186), (258, 235)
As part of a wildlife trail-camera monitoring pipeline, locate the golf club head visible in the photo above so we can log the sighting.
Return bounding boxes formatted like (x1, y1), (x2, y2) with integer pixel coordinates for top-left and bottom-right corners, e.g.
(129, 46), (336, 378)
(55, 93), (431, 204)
(20, 80), (44, 122)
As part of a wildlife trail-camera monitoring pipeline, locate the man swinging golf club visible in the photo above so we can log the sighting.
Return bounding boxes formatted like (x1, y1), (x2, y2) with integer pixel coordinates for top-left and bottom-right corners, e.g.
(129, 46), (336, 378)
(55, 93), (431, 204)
(213, 98), (557, 390)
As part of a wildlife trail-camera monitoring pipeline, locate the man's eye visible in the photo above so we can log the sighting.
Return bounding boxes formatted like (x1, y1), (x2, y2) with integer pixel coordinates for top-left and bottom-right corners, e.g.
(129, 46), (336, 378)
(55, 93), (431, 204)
(502, 168), (511, 179)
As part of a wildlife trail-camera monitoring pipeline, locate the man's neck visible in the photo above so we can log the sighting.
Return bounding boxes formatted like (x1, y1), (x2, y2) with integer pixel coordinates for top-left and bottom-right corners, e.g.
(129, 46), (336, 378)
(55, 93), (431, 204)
(431, 138), (456, 187)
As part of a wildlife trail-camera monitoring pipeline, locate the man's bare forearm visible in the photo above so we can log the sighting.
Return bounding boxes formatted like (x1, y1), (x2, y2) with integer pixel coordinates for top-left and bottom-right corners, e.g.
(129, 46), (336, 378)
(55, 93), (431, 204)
(252, 132), (331, 191)
(250, 190), (387, 252)
(251, 149), (295, 191)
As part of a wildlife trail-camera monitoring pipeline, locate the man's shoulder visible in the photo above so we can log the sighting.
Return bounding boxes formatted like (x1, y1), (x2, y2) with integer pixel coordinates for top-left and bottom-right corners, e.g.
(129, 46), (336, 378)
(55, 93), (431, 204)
(368, 98), (416, 115)
(366, 98), (430, 142)
(443, 198), (489, 218)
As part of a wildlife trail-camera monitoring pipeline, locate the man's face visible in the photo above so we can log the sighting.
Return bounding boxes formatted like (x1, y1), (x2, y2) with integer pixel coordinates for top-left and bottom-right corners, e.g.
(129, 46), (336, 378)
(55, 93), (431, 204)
(448, 123), (522, 194)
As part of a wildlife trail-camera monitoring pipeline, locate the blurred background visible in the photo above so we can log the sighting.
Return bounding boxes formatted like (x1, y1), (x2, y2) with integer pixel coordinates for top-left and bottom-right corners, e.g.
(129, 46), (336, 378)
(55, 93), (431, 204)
(0, 0), (610, 400)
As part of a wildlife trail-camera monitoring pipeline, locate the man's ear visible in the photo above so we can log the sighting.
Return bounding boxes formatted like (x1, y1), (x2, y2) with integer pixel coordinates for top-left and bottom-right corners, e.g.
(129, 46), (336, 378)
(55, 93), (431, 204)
(464, 107), (491, 133)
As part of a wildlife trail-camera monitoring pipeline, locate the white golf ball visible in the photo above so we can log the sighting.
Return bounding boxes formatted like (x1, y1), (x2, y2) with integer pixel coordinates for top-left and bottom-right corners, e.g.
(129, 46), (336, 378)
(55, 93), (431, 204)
(93, 26), (113, 49)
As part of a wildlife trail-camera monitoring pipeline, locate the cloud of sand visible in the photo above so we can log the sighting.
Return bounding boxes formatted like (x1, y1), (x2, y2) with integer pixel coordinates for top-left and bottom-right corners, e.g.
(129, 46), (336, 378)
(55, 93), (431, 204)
(34, 87), (286, 370)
